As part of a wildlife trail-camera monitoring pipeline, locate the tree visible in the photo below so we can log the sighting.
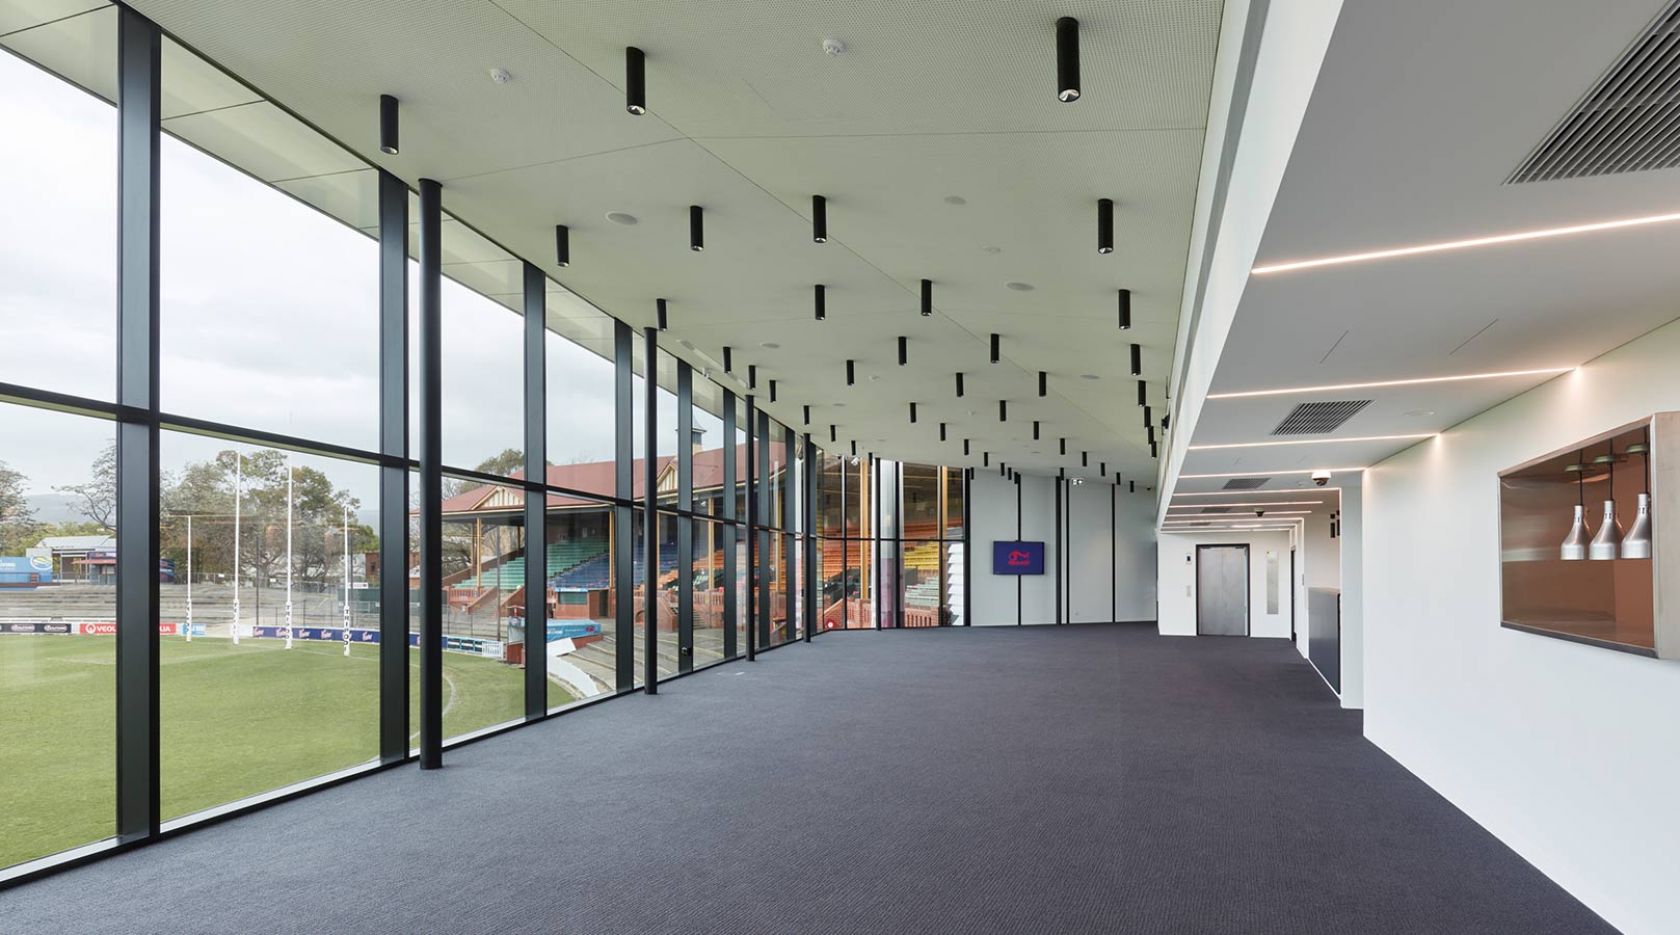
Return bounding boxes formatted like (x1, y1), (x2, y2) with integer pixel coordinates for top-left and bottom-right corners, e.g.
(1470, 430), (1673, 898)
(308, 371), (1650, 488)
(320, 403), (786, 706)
(56, 440), (115, 532)
(443, 448), (528, 498)
(0, 460), (38, 556)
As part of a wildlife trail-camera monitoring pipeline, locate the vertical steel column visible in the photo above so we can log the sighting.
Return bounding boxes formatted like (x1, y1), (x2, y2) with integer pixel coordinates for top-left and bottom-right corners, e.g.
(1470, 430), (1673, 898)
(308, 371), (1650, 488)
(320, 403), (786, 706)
(522, 262), (547, 718)
(721, 391), (738, 659)
(676, 362), (694, 672)
(756, 409), (772, 647)
(803, 434), (815, 641)
(744, 395), (756, 660)
(963, 469), (972, 626)
(873, 456), (882, 631)
(613, 322), (634, 688)
(1015, 475), (1023, 626)
(783, 430), (796, 640)
(114, 5), (161, 840)
(376, 170), (409, 760)
(416, 178), (444, 768)
(1110, 483), (1117, 624)
(1054, 478), (1063, 625)
(642, 328), (659, 693)
(839, 454), (848, 630)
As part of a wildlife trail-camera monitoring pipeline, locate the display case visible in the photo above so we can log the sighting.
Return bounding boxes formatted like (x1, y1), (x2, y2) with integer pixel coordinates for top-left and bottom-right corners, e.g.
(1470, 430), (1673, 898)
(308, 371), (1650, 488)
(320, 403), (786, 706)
(1499, 414), (1679, 659)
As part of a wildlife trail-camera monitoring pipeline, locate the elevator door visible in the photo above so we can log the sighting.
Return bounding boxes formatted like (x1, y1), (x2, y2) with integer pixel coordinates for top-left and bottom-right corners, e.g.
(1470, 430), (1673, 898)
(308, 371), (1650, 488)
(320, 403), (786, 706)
(1196, 545), (1249, 636)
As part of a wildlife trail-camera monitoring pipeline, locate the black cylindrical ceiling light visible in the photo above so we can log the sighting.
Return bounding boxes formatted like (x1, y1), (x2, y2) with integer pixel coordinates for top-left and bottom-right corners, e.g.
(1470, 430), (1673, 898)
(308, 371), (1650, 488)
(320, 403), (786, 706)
(963, 439), (971, 456)
(1059, 467), (1066, 480)
(830, 424), (837, 443)
(1038, 371), (1048, 397)
(1150, 441), (1158, 459)
(851, 440), (858, 457)
(898, 336), (908, 366)
(554, 224), (570, 268)
(1059, 437), (1067, 456)
(1081, 451), (1089, 467)
(1117, 288), (1131, 330)
(1129, 342), (1142, 376)
(814, 283), (826, 321)
(1162, 414), (1170, 431)
(802, 404), (810, 425)
(769, 379), (778, 403)
(689, 205), (704, 252)
(939, 422), (948, 441)
(1098, 198), (1114, 255)
(909, 402), (918, 423)
(1143, 405), (1152, 428)
(722, 346), (733, 373)
(625, 47), (647, 114)
(955, 372), (965, 397)
(1136, 379), (1146, 407)
(748, 364), (757, 389)
(1129, 480), (1136, 493)
(990, 333), (1001, 364)
(1033, 420), (1041, 440)
(378, 93), (399, 154)
(983, 452), (990, 467)
(1147, 426), (1155, 446)
(1100, 461), (1107, 476)
(845, 359), (855, 386)
(656, 297), (668, 331)
(812, 195), (827, 243)
(920, 279), (933, 317)
(1056, 17), (1081, 103)
(999, 399), (1008, 422)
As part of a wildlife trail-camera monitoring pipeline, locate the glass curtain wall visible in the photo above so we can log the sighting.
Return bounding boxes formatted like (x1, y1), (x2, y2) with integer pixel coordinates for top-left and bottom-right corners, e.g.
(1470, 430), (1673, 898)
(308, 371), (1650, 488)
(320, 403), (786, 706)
(815, 458), (966, 629)
(0, 1), (960, 879)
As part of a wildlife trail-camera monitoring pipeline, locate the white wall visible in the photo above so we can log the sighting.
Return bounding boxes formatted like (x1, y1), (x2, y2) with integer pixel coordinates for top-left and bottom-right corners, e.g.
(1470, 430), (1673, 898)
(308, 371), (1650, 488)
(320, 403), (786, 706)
(1157, 530), (1293, 638)
(1337, 486), (1363, 709)
(1363, 318), (1680, 935)
(969, 471), (1157, 626)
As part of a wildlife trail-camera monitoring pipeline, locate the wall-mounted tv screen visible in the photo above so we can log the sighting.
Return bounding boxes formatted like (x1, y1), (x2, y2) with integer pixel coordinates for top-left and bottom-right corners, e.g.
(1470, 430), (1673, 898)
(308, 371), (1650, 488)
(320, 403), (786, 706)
(992, 540), (1045, 575)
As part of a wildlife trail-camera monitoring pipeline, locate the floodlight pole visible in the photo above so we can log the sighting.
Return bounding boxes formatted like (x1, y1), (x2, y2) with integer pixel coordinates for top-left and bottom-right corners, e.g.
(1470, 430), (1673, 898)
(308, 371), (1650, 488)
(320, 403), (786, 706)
(184, 514), (193, 641)
(284, 453), (294, 650)
(232, 453), (241, 645)
(343, 503), (352, 656)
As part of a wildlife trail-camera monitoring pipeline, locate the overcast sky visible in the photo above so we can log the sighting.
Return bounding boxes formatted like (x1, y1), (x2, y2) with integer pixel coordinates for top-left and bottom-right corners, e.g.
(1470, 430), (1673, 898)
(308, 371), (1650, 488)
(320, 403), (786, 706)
(1, 40), (697, 511)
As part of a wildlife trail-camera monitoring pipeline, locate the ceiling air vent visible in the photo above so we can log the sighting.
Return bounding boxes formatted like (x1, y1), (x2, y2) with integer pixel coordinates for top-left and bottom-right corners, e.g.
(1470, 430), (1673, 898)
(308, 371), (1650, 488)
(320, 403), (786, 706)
(1222, 477), (1269, 490)
(1272, 399), (1371, 435)
(1509, 0), (1680, 183)
(1200, 506), (1233, 514)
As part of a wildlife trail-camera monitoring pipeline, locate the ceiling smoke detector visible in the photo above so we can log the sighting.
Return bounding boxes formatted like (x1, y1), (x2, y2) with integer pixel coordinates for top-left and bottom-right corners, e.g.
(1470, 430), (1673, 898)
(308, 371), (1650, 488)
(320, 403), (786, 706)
(822, 38), (847, 56)
(488, 67), (512, 84)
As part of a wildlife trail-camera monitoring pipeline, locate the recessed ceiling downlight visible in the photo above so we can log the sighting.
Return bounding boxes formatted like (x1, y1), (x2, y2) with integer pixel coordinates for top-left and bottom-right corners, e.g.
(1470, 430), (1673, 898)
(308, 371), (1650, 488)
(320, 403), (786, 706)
(1005, 281), (1034, 292)
(606, 211), (638, 225)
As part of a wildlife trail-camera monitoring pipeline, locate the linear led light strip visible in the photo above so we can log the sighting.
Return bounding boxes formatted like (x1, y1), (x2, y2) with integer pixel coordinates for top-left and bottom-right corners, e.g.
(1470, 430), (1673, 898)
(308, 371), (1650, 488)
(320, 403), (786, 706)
(1206, 368), (1570, 400)
(1164, 510), (1312, 518)
(1251, 210), (1680, 275)
(1168, 490), (1337, 499)
(1179, 468), (1365, 479)
(1187, 433), (1431, 450)
(1167, 500), (1324, 508)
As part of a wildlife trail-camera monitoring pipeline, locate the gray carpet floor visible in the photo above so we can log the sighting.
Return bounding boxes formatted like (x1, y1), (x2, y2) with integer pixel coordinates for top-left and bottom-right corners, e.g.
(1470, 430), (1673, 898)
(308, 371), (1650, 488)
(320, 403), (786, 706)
(0, 624), (1615, 934)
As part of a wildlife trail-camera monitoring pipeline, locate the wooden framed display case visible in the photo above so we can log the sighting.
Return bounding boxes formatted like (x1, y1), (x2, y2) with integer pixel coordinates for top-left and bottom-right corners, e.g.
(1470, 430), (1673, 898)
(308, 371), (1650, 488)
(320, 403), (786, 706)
(1499, 414), (1678, 659)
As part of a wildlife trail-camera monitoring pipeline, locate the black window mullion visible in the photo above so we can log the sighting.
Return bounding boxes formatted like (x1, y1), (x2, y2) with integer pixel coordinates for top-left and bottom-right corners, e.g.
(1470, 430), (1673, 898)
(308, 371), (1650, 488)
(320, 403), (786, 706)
(803, 434), (815, 641)
(613, 322), (634, 688)
(783, 430), (795, 639)
(676, 362), (693, 673)
(376, 169), (409, 760)
(416, 178), (444, 768)
(522, 262), (546, 718)
(744, 395), (756, 661)
(114, 4), (162, 842)
(641, 327), (658, 693)
(721, 390), (737, 659)
(963, 468), (972, 627)
(757, 409), (771, 646)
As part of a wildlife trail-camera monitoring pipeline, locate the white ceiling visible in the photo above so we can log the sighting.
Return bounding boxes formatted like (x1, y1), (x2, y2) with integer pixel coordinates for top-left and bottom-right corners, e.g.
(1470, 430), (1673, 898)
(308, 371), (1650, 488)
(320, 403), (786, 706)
(122, 0), (1227, 482)
(1176, 0), (1680, 497)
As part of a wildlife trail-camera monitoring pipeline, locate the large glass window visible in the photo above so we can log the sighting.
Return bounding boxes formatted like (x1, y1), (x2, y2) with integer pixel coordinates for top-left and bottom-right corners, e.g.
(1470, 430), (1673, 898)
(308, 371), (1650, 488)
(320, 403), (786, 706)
(159, 36), (379, 449)
(442, 221), (523, 476)
(0, 403), (115, 869)
(157, 433), (379, 821)
(0, 7), (118, 402)
(543, 497), (617, 707)
(436, 475), (526, 740)
(544, 288), (617, 498)
(693, 518), (725, 666)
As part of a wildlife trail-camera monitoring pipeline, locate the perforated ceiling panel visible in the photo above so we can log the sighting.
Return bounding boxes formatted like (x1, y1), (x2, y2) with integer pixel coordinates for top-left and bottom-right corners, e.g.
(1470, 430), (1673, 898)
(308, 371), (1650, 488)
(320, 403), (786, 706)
(1509, 0), (1680, 183)
(123, 0), (1224, 481)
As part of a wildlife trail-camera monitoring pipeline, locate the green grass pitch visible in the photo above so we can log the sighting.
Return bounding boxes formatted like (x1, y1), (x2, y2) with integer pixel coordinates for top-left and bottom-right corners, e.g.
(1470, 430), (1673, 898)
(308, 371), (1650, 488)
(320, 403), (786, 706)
(0, 635), (575, 870)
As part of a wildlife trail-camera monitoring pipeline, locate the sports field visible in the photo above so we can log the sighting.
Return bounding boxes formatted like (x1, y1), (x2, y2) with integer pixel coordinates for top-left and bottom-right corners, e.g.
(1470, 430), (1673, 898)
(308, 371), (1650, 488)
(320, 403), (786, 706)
(0, 635), (573, 870)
